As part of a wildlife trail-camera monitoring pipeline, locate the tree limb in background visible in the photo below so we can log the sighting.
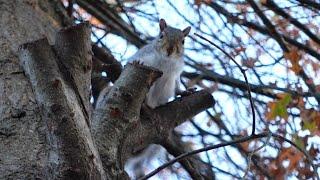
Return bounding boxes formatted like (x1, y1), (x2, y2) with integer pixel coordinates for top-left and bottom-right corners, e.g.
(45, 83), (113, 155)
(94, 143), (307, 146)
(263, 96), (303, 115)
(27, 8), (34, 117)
(75, 0), (146, 47)
(162, 131), (215, 180)
(141, 132), (319, 180)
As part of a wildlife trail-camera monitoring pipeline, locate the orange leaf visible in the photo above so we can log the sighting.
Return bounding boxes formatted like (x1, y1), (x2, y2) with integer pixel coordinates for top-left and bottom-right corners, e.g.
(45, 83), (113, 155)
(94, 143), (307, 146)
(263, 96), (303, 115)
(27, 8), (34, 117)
(89, 17), (103, 27)
(279, 147), (304, 172)
(284, 50), (302, 74)
(195, 0), (209, 6)
(309, 145), (319, 158)
(260, 0), (267, 5)
(311, 61), (320, 72)
(268, 160), (286, 180)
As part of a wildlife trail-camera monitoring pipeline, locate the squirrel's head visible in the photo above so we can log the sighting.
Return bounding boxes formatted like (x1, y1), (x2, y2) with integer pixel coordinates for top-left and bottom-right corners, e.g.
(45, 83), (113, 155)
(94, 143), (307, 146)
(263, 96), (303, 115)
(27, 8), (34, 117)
(156, 19), (191, 57)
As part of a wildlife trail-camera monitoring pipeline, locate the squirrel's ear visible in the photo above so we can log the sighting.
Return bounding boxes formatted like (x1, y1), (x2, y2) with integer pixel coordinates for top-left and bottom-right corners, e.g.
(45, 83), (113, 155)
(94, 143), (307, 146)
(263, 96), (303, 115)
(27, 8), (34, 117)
(182, 26), (191, 37)
(159, 19), (167, 32)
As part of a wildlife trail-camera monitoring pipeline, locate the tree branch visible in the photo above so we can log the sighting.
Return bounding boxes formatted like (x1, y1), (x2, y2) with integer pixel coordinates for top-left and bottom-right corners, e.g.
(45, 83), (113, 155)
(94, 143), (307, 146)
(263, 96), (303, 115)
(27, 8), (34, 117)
(194, 33), (256, 135)
(18, 37), (106, 179)
(141, 132), (319, 180)
(54, 22), (92, 126)
(152, 90), (214, 127)
(263, 0), (320, 45)
(162, 131), (215, 180)
(75, 0), (146, 47)
(125, 90), (215, 160)
(205, 1), (320, 61)
(246, 0), (289, 52)
(296, 0), (320, 11)
(182, 71), (314, 98)
(92, 63), (162, 179)
(92, 44), (123, 83)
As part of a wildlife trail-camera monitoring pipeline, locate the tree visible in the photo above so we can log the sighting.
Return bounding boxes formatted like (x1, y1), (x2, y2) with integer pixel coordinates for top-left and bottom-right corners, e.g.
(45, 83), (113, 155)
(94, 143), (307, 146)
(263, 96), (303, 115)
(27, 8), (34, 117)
(0, 0), (319, 179)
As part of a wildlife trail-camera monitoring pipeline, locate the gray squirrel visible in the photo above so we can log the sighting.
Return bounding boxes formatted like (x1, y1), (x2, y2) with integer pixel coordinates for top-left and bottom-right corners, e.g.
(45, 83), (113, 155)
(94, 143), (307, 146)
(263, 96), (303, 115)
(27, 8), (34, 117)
(128, 19), (191, 108)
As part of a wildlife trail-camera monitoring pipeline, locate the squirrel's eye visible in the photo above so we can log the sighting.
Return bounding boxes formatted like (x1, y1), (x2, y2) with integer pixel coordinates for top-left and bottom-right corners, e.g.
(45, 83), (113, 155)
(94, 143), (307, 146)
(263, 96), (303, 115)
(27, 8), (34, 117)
(182, 40), (185, 44)
(160, 34), (164, 39)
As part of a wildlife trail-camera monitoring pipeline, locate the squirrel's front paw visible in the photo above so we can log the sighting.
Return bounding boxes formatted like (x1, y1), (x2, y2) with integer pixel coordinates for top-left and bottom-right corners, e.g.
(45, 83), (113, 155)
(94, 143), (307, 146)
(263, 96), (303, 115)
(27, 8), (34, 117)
(178, 87), (197, 97)
(132, 60), (144, 65)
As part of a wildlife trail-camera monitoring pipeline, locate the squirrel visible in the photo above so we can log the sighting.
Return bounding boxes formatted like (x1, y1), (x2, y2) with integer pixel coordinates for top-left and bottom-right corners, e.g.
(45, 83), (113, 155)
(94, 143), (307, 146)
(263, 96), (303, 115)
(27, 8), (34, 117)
(128, 19), (191, 108)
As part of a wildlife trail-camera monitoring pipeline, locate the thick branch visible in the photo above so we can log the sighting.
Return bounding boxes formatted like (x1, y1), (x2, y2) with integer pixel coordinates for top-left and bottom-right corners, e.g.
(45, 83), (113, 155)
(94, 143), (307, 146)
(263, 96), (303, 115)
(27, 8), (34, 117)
(116, 90), (215, 168)
(18, 38), (106, 179)
(92, 44), (123, 82)
(54, 22), (92, 125)
(92, 63), (162, 179)
(91, 45), (122, 105)
(128, 90), (215, 154)
(152, 90), (214, 127)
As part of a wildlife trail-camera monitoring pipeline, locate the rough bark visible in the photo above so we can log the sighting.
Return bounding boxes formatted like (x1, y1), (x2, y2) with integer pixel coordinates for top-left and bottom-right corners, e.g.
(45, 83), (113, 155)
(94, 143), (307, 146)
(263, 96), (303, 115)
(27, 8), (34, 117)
(54, 22), (93, 126)
(92, 63), (162, 179)
(0, 0), (63, 179)
(18, 23), (106, 179)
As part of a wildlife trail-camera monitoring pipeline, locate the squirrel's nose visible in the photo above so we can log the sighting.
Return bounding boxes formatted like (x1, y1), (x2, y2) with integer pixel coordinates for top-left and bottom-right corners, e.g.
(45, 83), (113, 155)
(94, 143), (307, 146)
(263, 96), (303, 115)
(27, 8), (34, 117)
(167, 46), (174, 56)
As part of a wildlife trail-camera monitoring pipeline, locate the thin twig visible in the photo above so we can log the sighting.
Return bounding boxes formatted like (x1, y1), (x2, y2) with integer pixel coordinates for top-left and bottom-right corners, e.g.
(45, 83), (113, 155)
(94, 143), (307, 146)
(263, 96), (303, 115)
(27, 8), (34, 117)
(242, 132), (272, 179)
(139, 132), (269, 180)
(140, 132), (319, 180)
(194, 33), (256, 135)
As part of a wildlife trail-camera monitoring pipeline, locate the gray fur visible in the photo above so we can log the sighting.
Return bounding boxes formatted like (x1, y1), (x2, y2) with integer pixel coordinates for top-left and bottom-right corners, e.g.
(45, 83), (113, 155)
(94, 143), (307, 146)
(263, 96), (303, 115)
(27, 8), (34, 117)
(128, 21), (190, 108)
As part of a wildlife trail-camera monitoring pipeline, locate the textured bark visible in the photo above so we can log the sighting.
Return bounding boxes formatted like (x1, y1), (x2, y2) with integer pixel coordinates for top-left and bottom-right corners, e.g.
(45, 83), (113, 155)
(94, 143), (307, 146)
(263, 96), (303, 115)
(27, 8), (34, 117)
(0, 0), (63, 179)
(92, 44), (122, 83)
(18, 23), (106, 179)
(93, 63), (162, 179)
(54, 22), (92, 126)
(93, 70), (214, 178)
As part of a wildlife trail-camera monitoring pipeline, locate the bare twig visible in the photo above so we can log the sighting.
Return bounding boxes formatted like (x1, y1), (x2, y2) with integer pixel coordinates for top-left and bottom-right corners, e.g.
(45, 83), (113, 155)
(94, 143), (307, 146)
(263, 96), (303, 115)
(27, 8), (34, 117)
(263, 0), (320, 45)
(246, 0), (289, 52)
(140, 132), (319, 180)
(242, 131), (271, 179)
(194, 33), (256, 135)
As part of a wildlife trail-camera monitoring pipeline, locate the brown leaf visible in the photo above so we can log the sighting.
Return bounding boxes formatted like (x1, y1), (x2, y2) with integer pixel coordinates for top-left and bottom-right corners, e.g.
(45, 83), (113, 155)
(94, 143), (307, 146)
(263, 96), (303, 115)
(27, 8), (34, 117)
(284, 49), (302, 74)
(242, 58), (257, 68)
(260, 0), (267, 5)
(279, 147), (304, 172)
(309, 145), (319, 158)
(300, 109), (320, 135)
(268, 160), (286, 180)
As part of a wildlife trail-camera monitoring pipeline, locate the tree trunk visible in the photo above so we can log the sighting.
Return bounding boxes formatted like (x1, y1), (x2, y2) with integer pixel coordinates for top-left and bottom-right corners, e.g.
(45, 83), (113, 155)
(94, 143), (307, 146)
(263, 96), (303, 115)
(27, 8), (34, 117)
(0, 0), (65, 179)
(0, 1), (106, 179)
